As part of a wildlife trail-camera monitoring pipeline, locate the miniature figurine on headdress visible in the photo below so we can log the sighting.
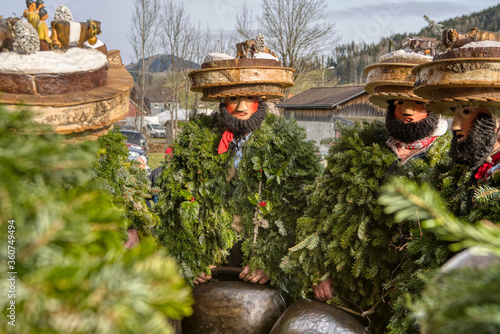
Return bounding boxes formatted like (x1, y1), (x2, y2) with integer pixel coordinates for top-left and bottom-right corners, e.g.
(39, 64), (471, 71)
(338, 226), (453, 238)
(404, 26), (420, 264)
(442, 27), (500, 50)
(51, 19), (102, 50)
(23, 0), (39, 29)
(36, 7), (52, 50)
(36, 0), (44, 11)
(402, 36), (439, 55)
(48, 5), (102, 50)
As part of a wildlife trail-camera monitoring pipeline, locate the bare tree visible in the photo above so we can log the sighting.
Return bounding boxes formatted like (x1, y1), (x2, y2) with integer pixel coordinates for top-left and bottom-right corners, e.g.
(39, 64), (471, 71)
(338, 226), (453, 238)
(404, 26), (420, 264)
(260, 0), (339, 79)
(128, 0), (161, 131)
(235, 4), (257, 40)
(192, 23), (212, 67)
(216, 28), (240, 57)
(190, 23), (213, 114)
(160, 0), (197, 141)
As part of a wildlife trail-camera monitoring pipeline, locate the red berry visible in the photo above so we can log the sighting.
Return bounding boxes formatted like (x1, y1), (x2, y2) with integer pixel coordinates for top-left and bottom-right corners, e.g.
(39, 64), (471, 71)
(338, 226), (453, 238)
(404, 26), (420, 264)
(191, 197), (195, 202)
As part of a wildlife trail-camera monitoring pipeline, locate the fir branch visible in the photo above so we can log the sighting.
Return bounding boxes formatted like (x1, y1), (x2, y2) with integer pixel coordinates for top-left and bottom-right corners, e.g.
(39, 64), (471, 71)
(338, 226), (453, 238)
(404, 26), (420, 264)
(381, 178), (500, 254)
(474, 185), (500, 203)
(0, 106), (192, 333)
(423, 15), (444, 37)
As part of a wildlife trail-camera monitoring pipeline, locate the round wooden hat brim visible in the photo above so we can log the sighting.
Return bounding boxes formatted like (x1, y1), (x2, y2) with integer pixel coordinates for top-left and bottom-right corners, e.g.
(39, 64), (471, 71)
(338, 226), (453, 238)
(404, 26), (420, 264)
(368, 92), (427, 109)
(413, 57), (500, 99)
(364, 63), (418, 94)
(424, 98), (500, 119)
(189, 62), (294, 101)
(0, 64), (134, 137)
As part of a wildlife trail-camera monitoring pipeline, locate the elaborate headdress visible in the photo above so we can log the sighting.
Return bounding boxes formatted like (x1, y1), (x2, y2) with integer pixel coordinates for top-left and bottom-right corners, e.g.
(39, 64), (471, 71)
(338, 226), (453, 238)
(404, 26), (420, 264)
(364, 50), (433, 108)
(189, 34), (294, 101)
(412, 40), (500, 122)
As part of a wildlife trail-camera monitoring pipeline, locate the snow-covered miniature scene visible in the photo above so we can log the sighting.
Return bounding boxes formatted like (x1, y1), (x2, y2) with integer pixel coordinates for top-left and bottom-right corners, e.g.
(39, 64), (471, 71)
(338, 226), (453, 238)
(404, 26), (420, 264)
(0, 47), (107, 73)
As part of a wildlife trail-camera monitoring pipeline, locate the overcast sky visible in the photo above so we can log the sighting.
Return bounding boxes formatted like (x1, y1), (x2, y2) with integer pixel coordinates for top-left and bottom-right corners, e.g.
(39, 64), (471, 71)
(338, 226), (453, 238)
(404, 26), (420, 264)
(2, 0), (498, 65)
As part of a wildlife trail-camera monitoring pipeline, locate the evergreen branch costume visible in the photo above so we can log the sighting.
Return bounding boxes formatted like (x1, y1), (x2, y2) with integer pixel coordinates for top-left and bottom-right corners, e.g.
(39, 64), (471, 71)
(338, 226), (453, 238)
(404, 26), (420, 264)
(282, 120), (451, 332)
(230, 112), (321, 297)
(87, 127), (160, 234)
(154, 114), (237, 281)
(153, 110), (321, 296)
(436, 163), (500, 225)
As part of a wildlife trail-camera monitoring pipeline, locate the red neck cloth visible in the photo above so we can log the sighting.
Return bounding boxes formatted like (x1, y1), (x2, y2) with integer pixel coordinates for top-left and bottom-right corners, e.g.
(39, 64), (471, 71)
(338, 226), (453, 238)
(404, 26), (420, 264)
(218, 130), (234, 154)
(475, 151), (500, 180)
(404, 136), (437, 150)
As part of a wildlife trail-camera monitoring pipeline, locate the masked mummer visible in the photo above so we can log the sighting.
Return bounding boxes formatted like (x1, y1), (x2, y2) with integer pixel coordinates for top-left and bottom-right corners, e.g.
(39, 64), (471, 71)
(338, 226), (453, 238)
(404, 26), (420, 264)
(448, 105), (500, 178)
(365, 51), (448, 164)
(188, 53), (295, 284)
(310, 50), (449, 300)
(171, 49), (321, 333)
(409, 36), (500, 334)
(282, 50), (450, 333)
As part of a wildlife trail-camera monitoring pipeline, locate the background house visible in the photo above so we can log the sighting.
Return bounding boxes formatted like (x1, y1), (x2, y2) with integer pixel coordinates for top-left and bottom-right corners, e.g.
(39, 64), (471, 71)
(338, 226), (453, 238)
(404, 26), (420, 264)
(277, 85), (385, 155)
(129, 84), (178, 116)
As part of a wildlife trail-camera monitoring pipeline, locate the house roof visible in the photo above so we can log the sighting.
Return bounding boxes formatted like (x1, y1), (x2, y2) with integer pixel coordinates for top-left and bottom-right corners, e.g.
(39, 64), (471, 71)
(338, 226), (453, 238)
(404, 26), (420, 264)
(132, 84), (173, 103)
(277, 85), (367, 109)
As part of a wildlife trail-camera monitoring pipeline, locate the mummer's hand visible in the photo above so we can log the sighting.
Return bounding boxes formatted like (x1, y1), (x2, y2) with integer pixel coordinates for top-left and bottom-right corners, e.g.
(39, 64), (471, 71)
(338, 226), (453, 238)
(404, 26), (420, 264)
(312, 277), (334, 301)
(239, 265), (270, 284)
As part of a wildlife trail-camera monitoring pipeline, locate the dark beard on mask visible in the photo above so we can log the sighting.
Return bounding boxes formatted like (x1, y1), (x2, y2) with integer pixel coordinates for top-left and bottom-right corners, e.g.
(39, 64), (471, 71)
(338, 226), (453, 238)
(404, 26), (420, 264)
(218, 101), (267, 139)
(385, 107), (440, 143)
(449, 113), (498, 170)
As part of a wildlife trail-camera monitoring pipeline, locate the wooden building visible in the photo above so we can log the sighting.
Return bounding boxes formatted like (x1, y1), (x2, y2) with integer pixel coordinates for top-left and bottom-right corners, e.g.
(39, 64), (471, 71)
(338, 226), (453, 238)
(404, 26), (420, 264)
(129, 84), (178, 116)
(277, 85), (385, 154)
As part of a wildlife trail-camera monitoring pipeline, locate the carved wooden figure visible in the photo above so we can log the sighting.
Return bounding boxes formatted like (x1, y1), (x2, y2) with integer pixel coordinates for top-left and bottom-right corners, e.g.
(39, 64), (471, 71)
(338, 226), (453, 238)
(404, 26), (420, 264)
(0, 17), (19, 52)
(466, 27), (500, 43)
(442, 29), (469, 50)
(442, 27), (500, 50)
(23, 0), (39, 29)
(36, 0), (44, 11)
(51, 20), (101, 49)
(236, 40), (256, 58)
(236, 38), (277, 59)
(36, 8), (53, 50)
(402, 37), (438, 55)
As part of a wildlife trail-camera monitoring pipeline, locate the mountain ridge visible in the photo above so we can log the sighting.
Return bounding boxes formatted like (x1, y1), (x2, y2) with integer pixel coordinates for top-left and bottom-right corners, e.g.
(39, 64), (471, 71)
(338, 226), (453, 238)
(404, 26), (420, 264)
(330, 4), (500, 85)
(126, 54), (199, 80)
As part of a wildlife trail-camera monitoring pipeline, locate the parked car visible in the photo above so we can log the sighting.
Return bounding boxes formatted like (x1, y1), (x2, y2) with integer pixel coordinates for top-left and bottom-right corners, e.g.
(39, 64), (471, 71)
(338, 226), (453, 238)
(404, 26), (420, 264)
(126, 142), (147, 161)
(121, 130), (148, 153)
(145, 123), (166, 138)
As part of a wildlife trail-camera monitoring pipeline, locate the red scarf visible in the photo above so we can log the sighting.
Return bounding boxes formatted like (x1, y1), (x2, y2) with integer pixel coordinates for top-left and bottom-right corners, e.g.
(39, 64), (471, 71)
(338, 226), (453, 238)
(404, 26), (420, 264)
(475, 151), (500, 180)
(218, 130), (234, 154)
(404, 136), (437, 150)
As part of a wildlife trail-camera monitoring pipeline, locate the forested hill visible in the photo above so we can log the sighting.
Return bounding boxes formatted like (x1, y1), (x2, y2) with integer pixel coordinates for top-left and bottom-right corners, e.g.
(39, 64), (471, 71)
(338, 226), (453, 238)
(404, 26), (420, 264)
(331, 4), (500, 85)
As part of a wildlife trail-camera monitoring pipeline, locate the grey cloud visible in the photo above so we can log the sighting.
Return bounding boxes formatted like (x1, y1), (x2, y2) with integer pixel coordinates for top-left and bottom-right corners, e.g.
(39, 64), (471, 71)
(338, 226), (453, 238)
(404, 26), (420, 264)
(327, 1), (486, 21)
